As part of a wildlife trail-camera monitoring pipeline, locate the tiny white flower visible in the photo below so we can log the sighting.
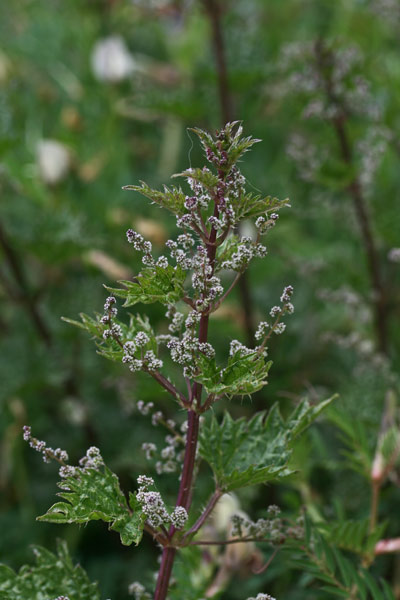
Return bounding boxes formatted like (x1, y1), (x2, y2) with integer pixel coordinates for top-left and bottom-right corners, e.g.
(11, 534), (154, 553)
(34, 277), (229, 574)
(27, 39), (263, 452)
(91, 36), (135, 83)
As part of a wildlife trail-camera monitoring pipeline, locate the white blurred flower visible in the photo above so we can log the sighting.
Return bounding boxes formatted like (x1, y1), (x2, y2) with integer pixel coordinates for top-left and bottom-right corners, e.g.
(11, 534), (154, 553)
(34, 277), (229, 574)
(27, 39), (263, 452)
(388, 248), (400, 263)
(37, 139), (71, 185)
(91, 36), (135, 83)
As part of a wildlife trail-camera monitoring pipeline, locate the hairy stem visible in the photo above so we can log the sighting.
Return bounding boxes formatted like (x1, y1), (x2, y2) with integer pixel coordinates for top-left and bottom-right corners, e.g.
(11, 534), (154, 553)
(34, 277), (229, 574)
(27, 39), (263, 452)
(153, 193), (221, 600)
(149, 370), (189, 407)
(183, 489), (222, 541)
(202, 0), (255, 345)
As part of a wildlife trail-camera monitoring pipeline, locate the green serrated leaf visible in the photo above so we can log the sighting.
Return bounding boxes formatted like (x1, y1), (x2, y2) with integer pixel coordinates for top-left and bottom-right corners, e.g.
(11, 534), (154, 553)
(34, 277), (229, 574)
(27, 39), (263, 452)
(38, 465), (145, 546)
(233, 191), (290, 222)
(0, 540), (100, 600)
(193, 350), (272, 398)
(319, 518), (378, 556)
(62, 313), (103, 337)
(108, 265), (186, 307)
(123, 181), (187, 216)
(199, 397), (335, 491)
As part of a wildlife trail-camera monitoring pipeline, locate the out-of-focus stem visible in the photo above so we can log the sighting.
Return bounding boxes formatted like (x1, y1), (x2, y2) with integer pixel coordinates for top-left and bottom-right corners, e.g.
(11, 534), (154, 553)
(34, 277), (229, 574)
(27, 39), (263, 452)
(369, 480), (380, 533)
(314, 40), (388, 355)
(0, 221), (52, 346)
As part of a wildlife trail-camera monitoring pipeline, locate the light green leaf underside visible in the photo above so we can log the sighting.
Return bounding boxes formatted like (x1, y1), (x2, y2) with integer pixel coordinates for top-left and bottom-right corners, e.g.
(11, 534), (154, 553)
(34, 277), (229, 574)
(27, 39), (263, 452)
(0, 540), (100, 600)
(38, 465), (145, 546)
(194, 350), (272, 397)
(123, 181), (187, 216)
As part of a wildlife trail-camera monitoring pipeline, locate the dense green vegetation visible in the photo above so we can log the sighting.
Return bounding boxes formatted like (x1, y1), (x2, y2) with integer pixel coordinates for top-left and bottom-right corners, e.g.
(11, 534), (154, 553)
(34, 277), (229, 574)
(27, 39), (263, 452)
(1, 1), (399, 599)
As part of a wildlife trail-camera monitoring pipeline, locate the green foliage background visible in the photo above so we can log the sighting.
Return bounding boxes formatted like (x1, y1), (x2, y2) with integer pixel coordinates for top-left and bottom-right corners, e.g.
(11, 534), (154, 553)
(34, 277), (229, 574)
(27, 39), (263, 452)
(0, 0), (399, 598)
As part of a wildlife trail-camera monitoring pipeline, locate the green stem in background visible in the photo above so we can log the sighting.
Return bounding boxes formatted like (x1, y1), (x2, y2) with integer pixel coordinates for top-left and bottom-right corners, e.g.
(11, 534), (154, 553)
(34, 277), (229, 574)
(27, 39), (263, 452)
(0, 221), (52, 347)
(369, 480), (380, 533)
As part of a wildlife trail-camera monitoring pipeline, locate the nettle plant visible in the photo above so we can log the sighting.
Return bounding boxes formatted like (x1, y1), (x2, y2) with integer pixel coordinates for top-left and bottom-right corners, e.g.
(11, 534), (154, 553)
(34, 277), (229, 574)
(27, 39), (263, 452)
(8, 123), (337, 600)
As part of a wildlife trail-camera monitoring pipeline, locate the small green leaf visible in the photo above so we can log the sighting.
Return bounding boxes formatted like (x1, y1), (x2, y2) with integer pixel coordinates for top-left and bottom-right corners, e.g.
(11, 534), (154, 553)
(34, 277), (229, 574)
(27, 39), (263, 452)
(123, 181), (187, 216)
(62, 313), (103, 337)
(232, 191), (290, 222)
(107, 265), (186, 307)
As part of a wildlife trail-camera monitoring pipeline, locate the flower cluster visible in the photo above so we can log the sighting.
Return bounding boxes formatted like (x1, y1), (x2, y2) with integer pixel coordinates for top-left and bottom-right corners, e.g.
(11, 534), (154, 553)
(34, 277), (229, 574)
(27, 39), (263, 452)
(221, 236), (267, 271)
(286, 133), (324, 183)
(280, 42), (380, 122)
(126, 229), (154, 266)
(229, 339), (254, 358)
(357, 125), (390, 196)
(122, 333), (163, 372)
(78, 446), (104, 470)
(231, 505), (304, 546)
(167, 331), (216, 378)
(128, 581), (151, 600)
(22, 426), (69, 464)
(57, 446), (105, 479)
(23, 426), (105, 480)
(141, 413), (187, 475)
(255, 212), (279, 234)
(252, 285), (294, 349)
(165, 235), (194, 271)
(246, 594), (276, 600)
(101, 296), (122, 340)
(136, 476), (188, 530)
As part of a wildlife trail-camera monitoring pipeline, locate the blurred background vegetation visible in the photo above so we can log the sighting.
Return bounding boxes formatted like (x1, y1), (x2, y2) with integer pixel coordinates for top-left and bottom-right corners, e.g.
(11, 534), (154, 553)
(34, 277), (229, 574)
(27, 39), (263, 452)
(0, 0), (399, 598)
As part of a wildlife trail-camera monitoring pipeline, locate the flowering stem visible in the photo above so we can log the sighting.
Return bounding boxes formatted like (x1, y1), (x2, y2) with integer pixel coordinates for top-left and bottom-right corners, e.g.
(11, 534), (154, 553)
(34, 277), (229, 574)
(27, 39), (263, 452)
(202, 0), (255, 345)
(154, 199), (220, 600)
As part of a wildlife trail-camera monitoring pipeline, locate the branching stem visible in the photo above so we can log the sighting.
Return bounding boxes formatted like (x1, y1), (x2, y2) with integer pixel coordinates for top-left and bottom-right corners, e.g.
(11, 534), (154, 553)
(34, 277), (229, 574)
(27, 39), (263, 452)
(182, 489), (222, 541)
